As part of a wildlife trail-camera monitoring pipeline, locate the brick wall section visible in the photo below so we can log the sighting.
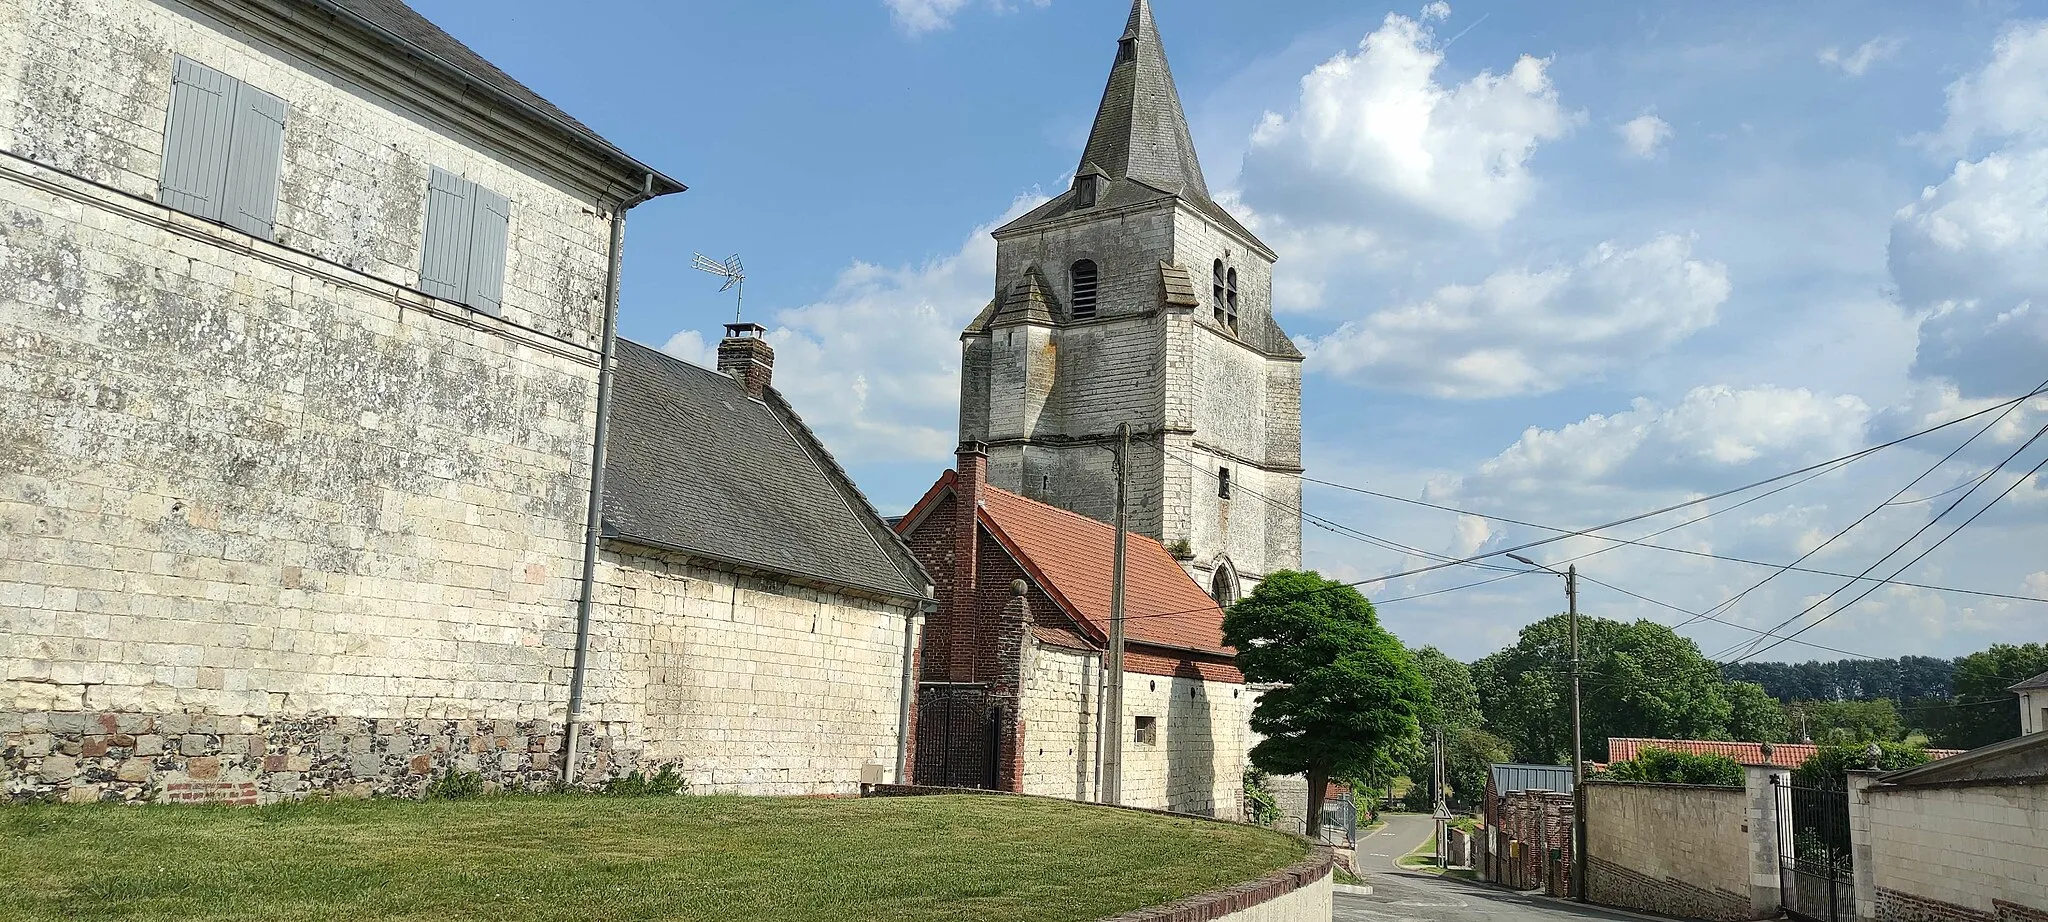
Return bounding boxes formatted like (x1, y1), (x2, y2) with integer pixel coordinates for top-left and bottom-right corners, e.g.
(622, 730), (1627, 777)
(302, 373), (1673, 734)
(1488, 790), (1576, 893)
(1582, 781), (1754, 919)
(862, 783), (1332, 922)
(1864, 782), (2048, 922)
(0, 0), (640, 801)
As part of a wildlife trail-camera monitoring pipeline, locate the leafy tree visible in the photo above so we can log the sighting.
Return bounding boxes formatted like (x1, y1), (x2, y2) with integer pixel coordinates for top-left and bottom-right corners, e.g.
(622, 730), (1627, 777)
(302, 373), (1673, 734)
(1411, 646), (1483, 731)
(1784, 699), (1906, 744)
(1727, 681), (1791, 742)
(1224, 571), (1430, 838)
(1932, 643), (2048, 750)
(1473, 615), (1733, 763)
(1445, 727), (1513, 810)
(1603, 746), (1744, 786)
(1793, 742), (1931, 788)
(1722, 656), (1957, 702)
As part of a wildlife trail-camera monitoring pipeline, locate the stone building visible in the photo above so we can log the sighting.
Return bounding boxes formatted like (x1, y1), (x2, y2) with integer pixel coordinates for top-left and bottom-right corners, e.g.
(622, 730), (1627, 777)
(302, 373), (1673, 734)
(0, 0), (927, 803)
(956, 0), (1303, 603)
(2014, 671), (2048, 737)
(895, 444), (1250, 816)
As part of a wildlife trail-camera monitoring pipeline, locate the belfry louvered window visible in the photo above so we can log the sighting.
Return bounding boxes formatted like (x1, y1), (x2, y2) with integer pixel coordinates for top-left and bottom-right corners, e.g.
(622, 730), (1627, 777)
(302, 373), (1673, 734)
(419, 167), (511, 316)
(1070, 259), (1099, 320)
(1212, 260), (1228, 326)
(1225, 268), (1240, 332)
(159, 56), (286, 239)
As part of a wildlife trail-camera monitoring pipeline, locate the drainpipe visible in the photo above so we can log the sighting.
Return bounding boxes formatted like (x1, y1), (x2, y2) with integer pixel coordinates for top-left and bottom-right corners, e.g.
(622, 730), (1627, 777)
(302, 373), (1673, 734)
(563, 173), (660, 786)
(895, 598), (934, 783)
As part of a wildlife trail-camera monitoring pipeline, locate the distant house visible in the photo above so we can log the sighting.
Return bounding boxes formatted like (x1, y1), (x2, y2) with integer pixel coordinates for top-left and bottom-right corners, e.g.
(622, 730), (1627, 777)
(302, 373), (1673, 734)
(2012, 671), (2048, 736)
(893, 444), (1249, 816)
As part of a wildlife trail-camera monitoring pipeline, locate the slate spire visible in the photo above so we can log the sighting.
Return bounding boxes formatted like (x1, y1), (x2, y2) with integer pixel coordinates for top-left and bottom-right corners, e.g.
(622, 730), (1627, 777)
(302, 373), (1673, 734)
(1076, 0), (1210, 201)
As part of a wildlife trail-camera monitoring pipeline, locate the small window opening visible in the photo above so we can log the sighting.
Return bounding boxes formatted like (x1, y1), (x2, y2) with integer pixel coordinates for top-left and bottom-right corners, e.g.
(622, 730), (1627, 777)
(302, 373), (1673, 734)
(1190, 687), (1198, 699)
(1218, 466), (1232, 499)
(1041, 473), (1051, 495)
(1225, 268), (1240, 332)
(1070, 259), (1100, 320)
(1117, 37), (1137, 65)
(1212, 260), (1227, 325)
(1134, 715), (1157, 745)
(1075, 174), (1097, 208)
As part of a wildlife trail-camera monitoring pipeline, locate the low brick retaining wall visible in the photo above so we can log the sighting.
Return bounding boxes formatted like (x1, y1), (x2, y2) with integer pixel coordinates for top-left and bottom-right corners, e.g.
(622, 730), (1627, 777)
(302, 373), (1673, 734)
(862, 784), (1334, 922)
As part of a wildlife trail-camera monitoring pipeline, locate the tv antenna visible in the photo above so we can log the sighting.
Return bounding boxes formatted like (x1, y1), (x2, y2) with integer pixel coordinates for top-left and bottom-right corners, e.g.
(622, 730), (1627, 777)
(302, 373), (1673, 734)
(691, 252), (746, 322)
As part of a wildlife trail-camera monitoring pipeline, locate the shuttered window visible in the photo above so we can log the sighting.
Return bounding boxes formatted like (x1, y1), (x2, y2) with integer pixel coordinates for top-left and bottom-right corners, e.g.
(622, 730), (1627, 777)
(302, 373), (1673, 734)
(1070, 259), (1099, 320)
(158, 57), (285, 239)
(419, 167), (511, 315)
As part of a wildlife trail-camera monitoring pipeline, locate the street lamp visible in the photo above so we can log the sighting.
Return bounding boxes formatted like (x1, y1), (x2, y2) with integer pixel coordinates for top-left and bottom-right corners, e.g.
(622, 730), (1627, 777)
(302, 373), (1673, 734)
(1509, 552), (1584, 902)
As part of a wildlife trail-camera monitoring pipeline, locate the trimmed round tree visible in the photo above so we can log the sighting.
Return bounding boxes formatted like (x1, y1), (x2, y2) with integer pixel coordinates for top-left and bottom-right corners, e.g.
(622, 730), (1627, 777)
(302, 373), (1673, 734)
(1223, 570), (1429, 838)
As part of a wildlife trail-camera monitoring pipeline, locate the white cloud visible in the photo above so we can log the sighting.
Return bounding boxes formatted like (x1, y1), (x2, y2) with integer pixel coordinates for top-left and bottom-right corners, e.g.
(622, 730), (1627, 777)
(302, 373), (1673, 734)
(1237, 10), (1575, 232)
(885, 0), (1048, 36)
(2027, 571), (2048, 595)
(1933, 22), (2048, 152)
(1467, 386), (1874, 490)
(659, 329), (716, 369)
(1818, 37), (1904, 77)
(660, 195), (1045, 464)
(1304, 235), (1729, 398)
(1420, 1), (1452, 22)
(1618, 114), (1672, 159)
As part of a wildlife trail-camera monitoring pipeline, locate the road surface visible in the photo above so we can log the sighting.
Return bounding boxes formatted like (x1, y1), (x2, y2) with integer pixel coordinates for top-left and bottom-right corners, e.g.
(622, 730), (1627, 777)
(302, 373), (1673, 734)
(1337, 814), (1647, 922)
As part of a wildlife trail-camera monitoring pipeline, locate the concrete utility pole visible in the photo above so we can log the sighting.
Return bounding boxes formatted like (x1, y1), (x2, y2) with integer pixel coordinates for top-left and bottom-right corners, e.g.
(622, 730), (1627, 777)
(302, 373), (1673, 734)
(1507, 553), (1586, 900)
(1433, 725), (1448, 867)
(1102, 423), (1131, 806)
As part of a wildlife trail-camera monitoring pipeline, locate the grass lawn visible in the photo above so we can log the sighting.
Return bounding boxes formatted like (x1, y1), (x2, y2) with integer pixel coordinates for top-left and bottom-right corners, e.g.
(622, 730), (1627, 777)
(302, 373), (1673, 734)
(0, 794), (1307, 922)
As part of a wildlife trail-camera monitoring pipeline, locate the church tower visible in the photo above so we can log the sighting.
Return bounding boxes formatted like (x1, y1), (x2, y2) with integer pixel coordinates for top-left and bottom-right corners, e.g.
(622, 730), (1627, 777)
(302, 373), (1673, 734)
(957, 0), (1303, 602)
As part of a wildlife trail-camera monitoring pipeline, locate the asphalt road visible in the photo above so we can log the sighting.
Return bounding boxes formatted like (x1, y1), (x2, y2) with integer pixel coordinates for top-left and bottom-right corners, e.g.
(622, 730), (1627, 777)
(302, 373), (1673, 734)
(1337, 815), (1647, 922)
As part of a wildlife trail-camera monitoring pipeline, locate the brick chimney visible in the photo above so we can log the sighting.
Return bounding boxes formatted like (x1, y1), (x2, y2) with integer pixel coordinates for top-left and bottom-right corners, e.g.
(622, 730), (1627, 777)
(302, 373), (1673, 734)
(948, 441), (987, 681)
(717, 322), (774, 397)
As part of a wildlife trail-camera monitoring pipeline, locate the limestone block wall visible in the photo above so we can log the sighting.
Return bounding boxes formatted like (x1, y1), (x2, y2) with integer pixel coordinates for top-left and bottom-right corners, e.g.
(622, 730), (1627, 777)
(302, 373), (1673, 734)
(1117, 662), (1250, 817)
(1021, 644), (1101, 802)
(0, 0), (629, 802)
(1863, 782), (2048, 922)
(601, 547), (915, 797)
(1583, 781), (1756, 921)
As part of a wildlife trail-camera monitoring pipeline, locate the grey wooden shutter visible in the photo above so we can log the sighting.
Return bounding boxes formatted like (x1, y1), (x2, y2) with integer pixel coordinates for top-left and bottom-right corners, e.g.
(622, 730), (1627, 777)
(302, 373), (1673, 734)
(222, 82), (287, 239)
(419, 167), (474, 301)
(159, 57), (238, 221)
(463, 184), (509, 315)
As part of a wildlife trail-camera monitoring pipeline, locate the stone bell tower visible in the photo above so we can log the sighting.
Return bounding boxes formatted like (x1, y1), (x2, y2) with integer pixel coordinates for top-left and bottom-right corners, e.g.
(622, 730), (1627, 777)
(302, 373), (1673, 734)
(956, 0), (1302, 601)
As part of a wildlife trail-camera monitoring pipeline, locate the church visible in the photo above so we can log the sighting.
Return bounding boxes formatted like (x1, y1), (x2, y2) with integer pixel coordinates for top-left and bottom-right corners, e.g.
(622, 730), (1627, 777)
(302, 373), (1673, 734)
(896, 0), (1303, 816)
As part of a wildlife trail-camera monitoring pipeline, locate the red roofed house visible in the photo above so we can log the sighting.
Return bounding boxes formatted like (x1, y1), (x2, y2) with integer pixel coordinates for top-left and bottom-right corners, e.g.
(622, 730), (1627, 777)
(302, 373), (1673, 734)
(1606, 738), (1967, 768)
(894, 443), (1250, 816)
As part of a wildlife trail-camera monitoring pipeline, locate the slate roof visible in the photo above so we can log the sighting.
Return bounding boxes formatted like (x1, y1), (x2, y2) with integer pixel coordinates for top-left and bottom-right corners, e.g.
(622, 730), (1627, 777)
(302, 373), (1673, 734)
(305, 0), (684, 194)
(995, 0), (1272, 258)
(1605, 738), (1966, 767)
(602, 339), (928, 601)
(1489, 763), (1575, 795)
(2010, 670), (2048, 691)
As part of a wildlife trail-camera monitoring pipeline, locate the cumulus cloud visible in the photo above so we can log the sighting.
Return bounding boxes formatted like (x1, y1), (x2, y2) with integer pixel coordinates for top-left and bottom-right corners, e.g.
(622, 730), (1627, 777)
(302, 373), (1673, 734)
(1890, 24), (2048, 398)
(1237, 9), (1574, 232)
(1468, 386), (1874, 491)
(1618, 114), (1672, 159)
(661, 194), (1045, 462)
(2028, 571), (2048, 595)
(1818, 37), (1904, 77)
(1932, 22), (2048, 152)
(884, 0), (1046, 36)
(1304, 235), (1729, 398)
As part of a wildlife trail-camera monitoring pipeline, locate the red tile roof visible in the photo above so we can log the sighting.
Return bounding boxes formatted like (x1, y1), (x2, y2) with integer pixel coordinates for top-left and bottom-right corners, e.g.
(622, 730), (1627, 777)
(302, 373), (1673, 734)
(1606, 738), (1966, 767)
(976, 484), (1233, 658)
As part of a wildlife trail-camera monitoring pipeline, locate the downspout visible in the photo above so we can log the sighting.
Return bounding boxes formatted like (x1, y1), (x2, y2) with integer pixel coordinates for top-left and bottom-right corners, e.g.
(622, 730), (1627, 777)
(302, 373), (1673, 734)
(895, 598), (935, 783)
(563, 173), (659, 785)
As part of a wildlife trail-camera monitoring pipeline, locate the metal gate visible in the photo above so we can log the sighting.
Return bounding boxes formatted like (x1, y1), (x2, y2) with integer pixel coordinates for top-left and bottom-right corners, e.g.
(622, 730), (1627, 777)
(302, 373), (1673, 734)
(911, 687), (1000, 790)
(1775, 777), (1854, 922)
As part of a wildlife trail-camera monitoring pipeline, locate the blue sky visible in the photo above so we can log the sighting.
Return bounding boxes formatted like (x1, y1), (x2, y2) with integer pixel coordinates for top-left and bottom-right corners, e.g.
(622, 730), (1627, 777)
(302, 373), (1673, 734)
(414, 0), (2048, 662)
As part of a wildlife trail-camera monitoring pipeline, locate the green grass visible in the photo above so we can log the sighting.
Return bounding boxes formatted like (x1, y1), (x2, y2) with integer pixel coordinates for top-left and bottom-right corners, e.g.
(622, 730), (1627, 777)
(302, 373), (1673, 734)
(0, 794), (1307, 922)
(1396, 834), (1439, 869)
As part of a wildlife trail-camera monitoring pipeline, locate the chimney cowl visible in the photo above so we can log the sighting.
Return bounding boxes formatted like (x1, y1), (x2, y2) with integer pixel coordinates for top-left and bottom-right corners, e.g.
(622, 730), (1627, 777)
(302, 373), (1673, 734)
(717, 324), (774, 397)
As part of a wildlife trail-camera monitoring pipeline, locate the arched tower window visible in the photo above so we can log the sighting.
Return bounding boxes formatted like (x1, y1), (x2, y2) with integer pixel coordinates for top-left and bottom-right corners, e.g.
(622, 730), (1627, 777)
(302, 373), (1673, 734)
(1212, 260), (1227, 325)
(1225, 268), (1239, 332)
(1211, 562), (1239, 606)
(1070, 260), (1099, 320)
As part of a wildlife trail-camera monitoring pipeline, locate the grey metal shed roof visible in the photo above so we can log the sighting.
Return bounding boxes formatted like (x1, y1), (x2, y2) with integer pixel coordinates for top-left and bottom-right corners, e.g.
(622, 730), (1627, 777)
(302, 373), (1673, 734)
(1490, 763), (1576, 795)
(602, 340), (928, 601)
(2010, 670), (2048, 692)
